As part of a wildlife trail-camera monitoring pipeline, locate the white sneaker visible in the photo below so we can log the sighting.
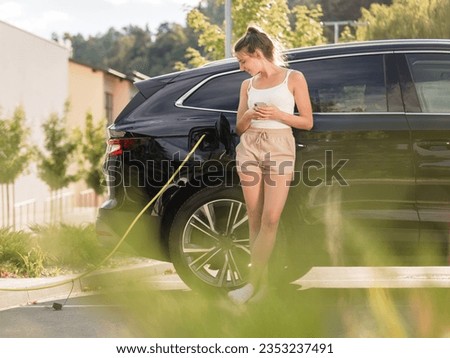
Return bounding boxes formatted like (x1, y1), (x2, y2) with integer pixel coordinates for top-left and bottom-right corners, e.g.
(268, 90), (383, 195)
(248, 285), (270, 304)
(228, 283), (254, 305)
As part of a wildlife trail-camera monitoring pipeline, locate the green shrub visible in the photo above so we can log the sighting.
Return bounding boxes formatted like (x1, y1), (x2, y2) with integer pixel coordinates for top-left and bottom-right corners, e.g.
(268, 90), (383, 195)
(1, 223), (117, 277)
(0, 228), (30, 263)
(0, 227), (47, 277)
(18, 247), (47, 277)
(31, 223), (105, 270)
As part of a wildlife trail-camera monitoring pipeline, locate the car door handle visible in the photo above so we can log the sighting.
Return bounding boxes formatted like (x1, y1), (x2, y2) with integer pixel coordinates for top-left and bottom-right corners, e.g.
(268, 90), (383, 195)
(416, 141), (450, 151)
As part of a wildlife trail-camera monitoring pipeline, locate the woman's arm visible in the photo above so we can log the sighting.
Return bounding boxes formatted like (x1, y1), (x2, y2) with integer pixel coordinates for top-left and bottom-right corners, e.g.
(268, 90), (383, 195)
(254, 71), (313, 130)
(235, 79), (257, 136)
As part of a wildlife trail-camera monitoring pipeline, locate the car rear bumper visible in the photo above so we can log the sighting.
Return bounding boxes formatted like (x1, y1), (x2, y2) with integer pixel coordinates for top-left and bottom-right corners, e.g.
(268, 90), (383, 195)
(96, 202), (169, 261)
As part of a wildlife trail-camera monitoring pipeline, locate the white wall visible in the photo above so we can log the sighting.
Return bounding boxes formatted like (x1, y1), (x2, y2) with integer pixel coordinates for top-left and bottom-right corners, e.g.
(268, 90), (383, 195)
(0, 20), (69, 223)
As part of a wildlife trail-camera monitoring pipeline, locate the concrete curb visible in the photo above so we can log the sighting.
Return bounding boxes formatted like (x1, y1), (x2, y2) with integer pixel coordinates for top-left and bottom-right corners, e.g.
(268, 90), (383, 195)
(0, 260), (174, 311)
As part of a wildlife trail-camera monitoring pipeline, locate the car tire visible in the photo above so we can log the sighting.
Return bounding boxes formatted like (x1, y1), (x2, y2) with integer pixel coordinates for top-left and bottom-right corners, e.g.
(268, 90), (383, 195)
(168, 186), (250, 291)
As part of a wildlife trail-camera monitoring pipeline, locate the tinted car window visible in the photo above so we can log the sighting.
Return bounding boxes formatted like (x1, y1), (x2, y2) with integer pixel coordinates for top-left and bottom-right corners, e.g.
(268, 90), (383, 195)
(291, 55), (387, 113)
(406, 53), (450, 113)
(184, 71), (250, 111)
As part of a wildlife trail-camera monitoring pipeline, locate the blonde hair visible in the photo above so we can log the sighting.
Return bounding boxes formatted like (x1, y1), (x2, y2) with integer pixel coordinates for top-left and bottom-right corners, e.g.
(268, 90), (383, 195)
(234, 26), (286, 66)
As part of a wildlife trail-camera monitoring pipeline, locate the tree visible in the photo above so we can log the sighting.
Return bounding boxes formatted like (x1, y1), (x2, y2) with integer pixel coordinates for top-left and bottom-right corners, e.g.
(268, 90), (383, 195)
(37, 102), (78, 222)
(231, 0), (293, 46)
(63, 26), (153, 74)
(108, 25), (153, 74)
(355, 0), (450, 40)
(324, 0), (393, 21)
(149, 23), (198, 76)
(0, 106), (33, 228)
(182, 0), (326, 68)
(197, 0), (225, 25)
(185, 8), (225, 64)
(290, 4), (326, 47)
(288, 1), (393, 42)
(63, 23), (199, 76)
(76, 112), (107, 206)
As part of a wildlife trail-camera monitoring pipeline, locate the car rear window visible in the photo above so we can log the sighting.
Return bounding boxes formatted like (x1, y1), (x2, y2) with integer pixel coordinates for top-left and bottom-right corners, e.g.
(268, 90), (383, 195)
(406, 53), (450, 113)
(291, 55), (387, 113)
(183, 71), (250, 112)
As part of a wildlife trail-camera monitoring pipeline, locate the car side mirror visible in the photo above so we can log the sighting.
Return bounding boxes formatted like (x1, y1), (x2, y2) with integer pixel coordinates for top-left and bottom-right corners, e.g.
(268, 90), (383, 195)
(215, 113), (234, 155)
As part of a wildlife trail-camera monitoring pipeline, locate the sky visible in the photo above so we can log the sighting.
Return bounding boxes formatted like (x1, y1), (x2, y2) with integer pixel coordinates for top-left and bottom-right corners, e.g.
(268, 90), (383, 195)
(0, 0), (202, 39)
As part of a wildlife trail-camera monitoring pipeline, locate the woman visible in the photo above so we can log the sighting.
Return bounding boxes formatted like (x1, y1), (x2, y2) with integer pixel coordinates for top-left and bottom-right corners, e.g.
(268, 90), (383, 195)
(228, 26), (313, 304)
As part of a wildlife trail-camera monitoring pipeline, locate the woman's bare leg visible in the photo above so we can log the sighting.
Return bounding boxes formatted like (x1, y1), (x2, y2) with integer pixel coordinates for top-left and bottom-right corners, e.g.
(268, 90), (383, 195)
(228, 171), (263, 304)
(229, 173), (291, 304)
(249, 173), (291, 288)
(238, 171), (264, 248)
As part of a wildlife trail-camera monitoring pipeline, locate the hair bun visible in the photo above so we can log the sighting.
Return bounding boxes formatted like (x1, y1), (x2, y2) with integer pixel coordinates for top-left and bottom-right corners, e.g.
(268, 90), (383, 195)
(246, 26), (260, 35)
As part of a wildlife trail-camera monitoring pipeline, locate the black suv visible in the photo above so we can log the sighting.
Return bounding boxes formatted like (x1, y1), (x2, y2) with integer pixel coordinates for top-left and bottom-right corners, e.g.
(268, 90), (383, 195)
(97, 40), (450, 291)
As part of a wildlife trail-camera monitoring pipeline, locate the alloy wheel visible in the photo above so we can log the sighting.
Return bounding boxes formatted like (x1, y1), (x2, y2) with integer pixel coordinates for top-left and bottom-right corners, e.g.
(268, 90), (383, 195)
(180, 198), (250, 288)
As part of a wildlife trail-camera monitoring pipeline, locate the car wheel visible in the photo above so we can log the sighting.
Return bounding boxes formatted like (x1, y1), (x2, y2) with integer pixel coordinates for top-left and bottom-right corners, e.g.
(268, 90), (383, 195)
(169, 186), (250, 291)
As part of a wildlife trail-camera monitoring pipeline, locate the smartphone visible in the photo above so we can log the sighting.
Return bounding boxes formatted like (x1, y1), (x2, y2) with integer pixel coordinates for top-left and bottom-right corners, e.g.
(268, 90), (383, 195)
(254, 102), (267, 107)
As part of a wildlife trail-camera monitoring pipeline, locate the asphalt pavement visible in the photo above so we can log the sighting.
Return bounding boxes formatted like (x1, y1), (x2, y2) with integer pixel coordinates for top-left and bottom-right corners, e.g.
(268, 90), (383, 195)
(0, 260), (174, 311)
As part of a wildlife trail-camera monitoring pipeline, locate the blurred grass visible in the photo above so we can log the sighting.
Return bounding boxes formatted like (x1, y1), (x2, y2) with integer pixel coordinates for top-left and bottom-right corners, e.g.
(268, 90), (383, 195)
(30, 223), (104, 270)
(99, 282), (449, 338)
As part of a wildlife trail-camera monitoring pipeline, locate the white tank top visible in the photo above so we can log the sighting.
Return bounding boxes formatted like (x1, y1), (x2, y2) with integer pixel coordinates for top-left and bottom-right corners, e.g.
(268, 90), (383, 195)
(248, 69), (295, 129)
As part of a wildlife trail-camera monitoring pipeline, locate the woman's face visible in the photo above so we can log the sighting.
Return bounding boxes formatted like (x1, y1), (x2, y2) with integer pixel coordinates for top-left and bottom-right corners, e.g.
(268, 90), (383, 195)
(235, 51), (261, 76)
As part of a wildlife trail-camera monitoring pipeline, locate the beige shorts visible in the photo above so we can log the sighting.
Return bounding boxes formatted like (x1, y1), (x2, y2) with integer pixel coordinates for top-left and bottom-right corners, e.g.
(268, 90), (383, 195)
(235, 127), (296, 175)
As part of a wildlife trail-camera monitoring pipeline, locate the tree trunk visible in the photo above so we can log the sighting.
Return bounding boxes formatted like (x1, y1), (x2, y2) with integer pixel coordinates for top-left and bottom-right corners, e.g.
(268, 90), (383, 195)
(6, 183), (10, 227)
(12, 182), (16, 230)
(59, 189), (63, 222)
(50, 190), (55, 223)
(1, 184), (5, 227)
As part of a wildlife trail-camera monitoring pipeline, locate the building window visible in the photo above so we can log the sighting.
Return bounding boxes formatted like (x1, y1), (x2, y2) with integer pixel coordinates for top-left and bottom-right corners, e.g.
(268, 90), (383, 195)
(105, 92), (113, 124)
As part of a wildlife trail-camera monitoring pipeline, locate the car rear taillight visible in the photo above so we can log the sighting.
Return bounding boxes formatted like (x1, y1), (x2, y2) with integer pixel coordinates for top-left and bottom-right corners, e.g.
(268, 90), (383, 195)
(107, 138), (135, 157)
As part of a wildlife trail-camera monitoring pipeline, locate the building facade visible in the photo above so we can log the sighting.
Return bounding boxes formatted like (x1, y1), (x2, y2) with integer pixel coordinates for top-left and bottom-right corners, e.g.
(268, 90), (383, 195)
(0, 20), (69, 227)
(67, 59), (144, 210)
(67, 59), (142, 129)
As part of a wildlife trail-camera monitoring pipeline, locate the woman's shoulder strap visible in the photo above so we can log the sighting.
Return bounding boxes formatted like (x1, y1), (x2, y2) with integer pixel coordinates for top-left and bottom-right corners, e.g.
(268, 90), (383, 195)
(247, 76), (255, 93)
(283, 69), (294, 83)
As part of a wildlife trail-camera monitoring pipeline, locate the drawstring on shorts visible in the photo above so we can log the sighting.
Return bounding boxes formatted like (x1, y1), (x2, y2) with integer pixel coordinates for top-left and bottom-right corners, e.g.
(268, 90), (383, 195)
(256, 130), (268, 144)
(256, 131), (269, 169)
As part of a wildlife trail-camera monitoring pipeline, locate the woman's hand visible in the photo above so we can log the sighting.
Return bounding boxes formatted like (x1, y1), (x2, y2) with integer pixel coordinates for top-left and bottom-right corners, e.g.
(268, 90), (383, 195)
(253, 104), (281, 120)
